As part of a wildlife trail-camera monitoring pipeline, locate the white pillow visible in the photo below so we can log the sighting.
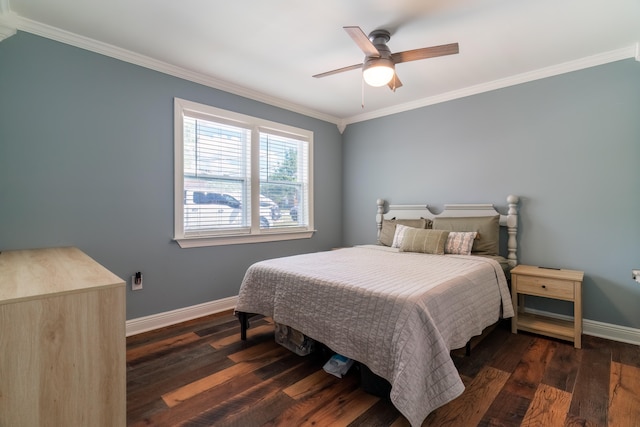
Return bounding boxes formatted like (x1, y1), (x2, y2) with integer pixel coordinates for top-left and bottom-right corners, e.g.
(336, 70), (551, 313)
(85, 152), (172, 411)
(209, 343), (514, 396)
(392, 224), (413, 248)
(444, 231), (478, 255)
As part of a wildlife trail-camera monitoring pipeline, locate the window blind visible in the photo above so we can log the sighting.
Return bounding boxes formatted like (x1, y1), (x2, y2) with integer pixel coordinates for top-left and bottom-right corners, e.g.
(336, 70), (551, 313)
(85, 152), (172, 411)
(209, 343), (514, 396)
(183, 116), (251, 234)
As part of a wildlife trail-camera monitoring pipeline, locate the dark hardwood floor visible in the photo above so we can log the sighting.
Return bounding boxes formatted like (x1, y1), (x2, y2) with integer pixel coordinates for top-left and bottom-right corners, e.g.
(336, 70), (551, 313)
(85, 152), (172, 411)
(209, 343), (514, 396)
(127, 311), (640, 426)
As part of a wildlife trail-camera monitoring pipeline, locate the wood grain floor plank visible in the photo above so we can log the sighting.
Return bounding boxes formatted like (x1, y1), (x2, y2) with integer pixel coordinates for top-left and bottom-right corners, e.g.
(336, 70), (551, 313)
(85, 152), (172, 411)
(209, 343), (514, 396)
(583, 335), (640, 368)
(143, 350), (306, 425)
(125, 310), (235, 348)
(348, 398), (403, 427)
(127, 332), (201, 364)
(128, 352), (235, 408)
(542, 341), (582, 393)
(127, 340), (225, 390)
(568, 347), (610, 426)
(181, 379), (283, 426)
(228, 340), (284, 363)
(502, 338), (557, 400)
(211, 324), (275, 349)
(131, 371), (265, 427)
(298, 386), (379, 427)
(265, 372), (360, 426)
(211, 326), (277, 358)
(608, 361), (640, 427)
(521, 384), (572, 426)
(185, 360), (331, 427)
(425, 366), (511, 426)
(126, 397), (171, 426)
(477, 388), (531, 427)
(390, 418), (411, 427)
(253, 350), (321, 381)
(489, 330), (536, 373)
(454, 323), (514, 378)
(215, 391), (295, 427)
(612, 341), (640, 369)
(197, 317), (271, 345)
(283, 369), (341, 399)
(194, 318), (245, 338)
(162, 346), (289, 407)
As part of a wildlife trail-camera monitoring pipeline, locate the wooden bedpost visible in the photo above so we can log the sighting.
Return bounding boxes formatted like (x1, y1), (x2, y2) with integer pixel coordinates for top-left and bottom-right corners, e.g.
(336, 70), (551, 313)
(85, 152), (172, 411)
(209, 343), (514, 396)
(506, 195), (519, 268)
(376, 199), (385, 243)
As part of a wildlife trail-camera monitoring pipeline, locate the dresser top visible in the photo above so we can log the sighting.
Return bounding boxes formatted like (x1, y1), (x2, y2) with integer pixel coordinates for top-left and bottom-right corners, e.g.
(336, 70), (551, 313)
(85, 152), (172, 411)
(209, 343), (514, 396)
(0, 247), (124, 305)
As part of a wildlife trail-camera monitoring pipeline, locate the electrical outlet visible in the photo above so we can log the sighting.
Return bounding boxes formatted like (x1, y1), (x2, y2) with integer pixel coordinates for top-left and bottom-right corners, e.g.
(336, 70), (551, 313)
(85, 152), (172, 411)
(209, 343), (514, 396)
(633, 269), (640, 284)
(131, 272), (143, 291)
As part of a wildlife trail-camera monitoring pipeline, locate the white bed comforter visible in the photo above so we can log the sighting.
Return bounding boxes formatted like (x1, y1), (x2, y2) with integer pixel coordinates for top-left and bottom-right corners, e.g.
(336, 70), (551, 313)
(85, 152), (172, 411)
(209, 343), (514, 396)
(235, 245), (514, 427)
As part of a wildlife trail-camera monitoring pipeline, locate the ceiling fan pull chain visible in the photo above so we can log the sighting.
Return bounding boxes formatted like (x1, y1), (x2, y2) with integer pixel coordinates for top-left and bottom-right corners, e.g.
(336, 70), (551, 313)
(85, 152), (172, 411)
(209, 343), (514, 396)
(361, 76), (365, 109)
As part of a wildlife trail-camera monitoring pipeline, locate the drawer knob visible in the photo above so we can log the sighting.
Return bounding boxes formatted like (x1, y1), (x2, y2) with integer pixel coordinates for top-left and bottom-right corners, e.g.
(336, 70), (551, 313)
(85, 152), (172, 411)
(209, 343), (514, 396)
(541, 285), (547, 289)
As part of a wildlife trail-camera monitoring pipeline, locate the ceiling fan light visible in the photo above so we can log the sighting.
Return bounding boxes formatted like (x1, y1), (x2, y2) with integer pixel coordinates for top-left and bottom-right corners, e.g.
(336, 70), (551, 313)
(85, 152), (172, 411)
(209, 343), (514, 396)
(362, 58), (395, 87)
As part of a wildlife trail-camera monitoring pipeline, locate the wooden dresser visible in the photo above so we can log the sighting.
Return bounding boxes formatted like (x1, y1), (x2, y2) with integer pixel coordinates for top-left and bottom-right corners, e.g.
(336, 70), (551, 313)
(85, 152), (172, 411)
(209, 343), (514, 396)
(0, 247), (126, 426)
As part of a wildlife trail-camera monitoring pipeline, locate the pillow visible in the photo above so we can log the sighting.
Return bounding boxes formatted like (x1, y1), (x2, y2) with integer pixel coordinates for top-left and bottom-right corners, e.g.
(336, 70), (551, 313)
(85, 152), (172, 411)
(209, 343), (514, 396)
(432, 215), (500, 255)
(379, 218), (431, 246)
(391, 224), (413, 248)
(399, 229), (450, 255)
(444, 231), (478, 255)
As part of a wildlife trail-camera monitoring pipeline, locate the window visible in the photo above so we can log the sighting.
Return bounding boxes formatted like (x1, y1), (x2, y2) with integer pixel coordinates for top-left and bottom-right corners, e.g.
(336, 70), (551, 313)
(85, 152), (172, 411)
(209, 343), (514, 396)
(174, 98), (314, 247)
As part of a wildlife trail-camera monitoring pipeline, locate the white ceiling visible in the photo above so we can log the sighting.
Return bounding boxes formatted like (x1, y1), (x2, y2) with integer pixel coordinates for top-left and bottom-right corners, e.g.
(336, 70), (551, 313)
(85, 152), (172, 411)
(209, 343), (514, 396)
(1, 0), (639, 126)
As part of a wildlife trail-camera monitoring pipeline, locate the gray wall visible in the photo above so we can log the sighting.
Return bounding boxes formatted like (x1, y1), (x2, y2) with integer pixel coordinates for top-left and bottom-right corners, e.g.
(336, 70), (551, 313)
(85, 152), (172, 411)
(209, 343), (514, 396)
(0, 32), (343, 319)
(342, 59), (640, 329)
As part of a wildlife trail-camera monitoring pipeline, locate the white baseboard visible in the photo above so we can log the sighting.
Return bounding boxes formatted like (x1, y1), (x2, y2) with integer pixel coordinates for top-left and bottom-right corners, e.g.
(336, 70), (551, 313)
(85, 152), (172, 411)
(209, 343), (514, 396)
(126, 296), (238, 337)
(126, 297), (640, 345)
(524, 307), (640, 346)
(583, 318), (640, 346)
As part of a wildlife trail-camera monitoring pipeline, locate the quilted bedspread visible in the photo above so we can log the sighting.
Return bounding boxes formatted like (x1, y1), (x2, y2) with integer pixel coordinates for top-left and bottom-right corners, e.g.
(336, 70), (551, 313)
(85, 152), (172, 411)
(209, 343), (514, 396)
(235, 245), (514, 427)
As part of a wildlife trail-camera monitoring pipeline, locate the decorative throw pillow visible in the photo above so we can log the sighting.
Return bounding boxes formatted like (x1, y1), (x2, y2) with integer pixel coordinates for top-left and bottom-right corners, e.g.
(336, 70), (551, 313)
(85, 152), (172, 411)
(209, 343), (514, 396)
(432, 215), (500, 255)
(399, 229), (450, 255)
(379, 220), (398, 246)
(391, 224), (413, 248)
(380, 218), (431, 247)
(444, 231), (478, 255)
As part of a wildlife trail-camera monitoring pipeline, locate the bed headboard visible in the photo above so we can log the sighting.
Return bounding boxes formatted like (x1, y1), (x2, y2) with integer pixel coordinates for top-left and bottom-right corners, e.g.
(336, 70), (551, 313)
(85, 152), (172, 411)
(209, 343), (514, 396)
(376, 195), (520, 267)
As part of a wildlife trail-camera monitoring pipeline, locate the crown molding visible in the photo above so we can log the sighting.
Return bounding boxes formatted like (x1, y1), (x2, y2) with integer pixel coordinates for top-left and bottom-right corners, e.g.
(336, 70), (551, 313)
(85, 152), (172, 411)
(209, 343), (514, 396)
(0, 0), (11, 15)
(344, 44), (639, 126)
(9, 14), (343, 128)
(0, 22), (16, 41)
(0, 3), (17, 42)
(4, 11), (637, 133)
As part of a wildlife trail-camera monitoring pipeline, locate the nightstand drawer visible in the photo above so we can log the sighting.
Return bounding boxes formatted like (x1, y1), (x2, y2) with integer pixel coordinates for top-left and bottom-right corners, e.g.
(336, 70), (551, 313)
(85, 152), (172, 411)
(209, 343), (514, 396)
(515, 275), (575, 300)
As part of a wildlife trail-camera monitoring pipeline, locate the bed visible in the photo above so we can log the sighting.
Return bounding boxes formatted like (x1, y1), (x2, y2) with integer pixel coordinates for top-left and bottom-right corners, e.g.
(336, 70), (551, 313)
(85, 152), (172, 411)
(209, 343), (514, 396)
(235, 195), (519, 427)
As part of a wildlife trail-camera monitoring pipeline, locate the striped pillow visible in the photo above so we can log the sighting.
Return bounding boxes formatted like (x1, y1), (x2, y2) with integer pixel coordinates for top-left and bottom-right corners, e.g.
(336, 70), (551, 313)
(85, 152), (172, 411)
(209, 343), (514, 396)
(444, 231), (478, 255)
(399, 229), (450, 255)
(381, 218), (430, 246)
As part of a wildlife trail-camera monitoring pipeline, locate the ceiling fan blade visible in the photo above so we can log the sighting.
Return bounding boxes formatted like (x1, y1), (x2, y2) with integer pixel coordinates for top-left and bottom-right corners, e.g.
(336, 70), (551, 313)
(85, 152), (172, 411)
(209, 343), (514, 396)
(392, 43), (459, 64)
(388, 73), (403, 91)
(343, 26), (380, 57)
(312, 63), (363, 78)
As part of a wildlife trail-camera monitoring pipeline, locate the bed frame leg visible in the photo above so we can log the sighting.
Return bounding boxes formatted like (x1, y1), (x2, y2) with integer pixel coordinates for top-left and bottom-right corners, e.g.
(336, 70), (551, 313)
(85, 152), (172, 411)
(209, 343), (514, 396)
(238, 312), (249, 340)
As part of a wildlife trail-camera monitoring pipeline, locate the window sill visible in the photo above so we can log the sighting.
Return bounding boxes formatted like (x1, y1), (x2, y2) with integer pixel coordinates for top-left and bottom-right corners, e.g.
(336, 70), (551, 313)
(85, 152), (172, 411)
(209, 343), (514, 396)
(174, 230), (316, 248)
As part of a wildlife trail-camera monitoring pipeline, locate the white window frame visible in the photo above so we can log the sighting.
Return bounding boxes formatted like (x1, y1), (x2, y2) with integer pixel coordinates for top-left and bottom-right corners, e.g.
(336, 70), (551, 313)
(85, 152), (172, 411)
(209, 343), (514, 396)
(173, 98), (315, 248)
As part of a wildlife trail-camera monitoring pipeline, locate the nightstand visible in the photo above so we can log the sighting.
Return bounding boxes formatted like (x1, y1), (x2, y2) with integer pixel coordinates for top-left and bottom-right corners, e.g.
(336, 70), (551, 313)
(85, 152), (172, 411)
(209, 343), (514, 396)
(510, 264), (584, 348)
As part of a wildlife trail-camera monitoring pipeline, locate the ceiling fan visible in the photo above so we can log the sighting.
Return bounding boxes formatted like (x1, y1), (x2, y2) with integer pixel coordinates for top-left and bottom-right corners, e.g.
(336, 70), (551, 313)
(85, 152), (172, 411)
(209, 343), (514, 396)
(313, 26), (459, 91)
